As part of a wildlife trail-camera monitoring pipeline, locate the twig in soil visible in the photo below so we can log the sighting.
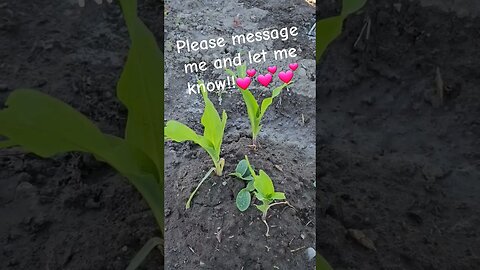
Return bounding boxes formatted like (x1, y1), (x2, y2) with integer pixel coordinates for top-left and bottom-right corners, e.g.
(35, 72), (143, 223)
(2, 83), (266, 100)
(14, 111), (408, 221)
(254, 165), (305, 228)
(435, 67), (444, 105)
(186, 167), (216, 209)
(290, 246), (306, 253)
(354, 16), (371, 49)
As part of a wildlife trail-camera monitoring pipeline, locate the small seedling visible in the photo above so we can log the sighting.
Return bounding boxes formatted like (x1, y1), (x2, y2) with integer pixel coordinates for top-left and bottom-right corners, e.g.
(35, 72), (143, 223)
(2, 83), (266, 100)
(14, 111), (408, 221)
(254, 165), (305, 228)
(164, 84), (227, 209)
(231, 156), (293, 236)
(226, 65), (292, 147)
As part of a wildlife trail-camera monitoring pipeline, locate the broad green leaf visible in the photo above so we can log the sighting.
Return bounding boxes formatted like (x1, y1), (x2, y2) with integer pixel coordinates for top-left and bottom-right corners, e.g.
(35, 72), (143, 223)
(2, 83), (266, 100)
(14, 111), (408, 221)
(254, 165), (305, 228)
(117, 0), (164, 172)
(316, 16), (343, 62)
(164, 120), (217, 163)
(0, 89), (112, 157)
(0, 89), (163, 230)
(271, 192), (286, 200)
(199, 87), (226, 160)
(235, 159), (249, 176)
(236, 188), (251, 212)
(341, 0), (367, 17)
(254, 170), (275, 197)
(317, 253), (334, 270)
(164, 120), (212, 151)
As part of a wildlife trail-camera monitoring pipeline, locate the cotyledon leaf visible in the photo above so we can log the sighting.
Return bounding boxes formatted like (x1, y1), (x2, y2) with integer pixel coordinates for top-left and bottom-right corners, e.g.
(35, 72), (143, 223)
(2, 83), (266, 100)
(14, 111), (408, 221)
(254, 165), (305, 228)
(236, 188), (251, 212)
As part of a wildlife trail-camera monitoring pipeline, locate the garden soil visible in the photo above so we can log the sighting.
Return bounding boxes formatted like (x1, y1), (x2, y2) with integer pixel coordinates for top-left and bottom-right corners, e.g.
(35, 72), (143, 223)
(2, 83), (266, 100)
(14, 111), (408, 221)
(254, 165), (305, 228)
(317, 0), (480, 269)
(0, 0), (478, 270)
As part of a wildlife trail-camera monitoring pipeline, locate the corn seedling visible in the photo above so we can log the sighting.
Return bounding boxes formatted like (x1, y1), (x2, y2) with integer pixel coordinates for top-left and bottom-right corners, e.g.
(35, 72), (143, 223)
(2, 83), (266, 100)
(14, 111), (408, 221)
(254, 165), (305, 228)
(225, 65), (292, 147)
(0, 1), (164, 269)
(317, 0), (367, 62)
(231, 156), (293, 236)
(164, 84), (227, 209)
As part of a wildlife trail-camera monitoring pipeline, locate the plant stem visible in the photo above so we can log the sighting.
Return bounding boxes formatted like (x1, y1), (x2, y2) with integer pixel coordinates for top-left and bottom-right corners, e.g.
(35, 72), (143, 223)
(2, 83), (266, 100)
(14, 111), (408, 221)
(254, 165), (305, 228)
(186, 167), (215, 209)
(214, 158), (225, 176)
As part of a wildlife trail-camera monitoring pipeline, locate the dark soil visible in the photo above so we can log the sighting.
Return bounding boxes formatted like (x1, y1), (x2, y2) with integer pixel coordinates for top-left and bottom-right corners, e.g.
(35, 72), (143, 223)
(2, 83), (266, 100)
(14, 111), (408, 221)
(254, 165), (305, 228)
(0, 0), (164, 269)
(163, 0), (316, 269)
(164, 137), (315, 269)
(317, 0), (480, 269)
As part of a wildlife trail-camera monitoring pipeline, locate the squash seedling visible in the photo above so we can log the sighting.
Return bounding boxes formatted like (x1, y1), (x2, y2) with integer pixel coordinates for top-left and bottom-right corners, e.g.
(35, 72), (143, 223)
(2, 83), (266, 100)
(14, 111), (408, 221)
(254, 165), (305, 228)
(0, 0), (165, 269)
(164, 83), (227, 209)
(231, 156), (293, 236)
(225, 65), (292, 147)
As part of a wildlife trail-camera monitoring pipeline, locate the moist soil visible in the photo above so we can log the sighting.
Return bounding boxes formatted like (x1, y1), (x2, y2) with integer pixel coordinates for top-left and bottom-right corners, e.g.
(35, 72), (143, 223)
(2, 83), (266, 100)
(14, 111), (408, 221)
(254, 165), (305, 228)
(317, 0), (480, 269)
(1, 0), (479, 270)
(0, 0), (164, 269)
(163, 0), (316, 269)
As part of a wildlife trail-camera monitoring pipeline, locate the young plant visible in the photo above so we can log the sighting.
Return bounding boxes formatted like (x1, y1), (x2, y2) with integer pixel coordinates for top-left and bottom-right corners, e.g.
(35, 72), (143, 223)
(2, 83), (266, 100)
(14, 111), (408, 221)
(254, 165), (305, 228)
(225, 65), (291, 147)
(0, 0), (164, 269)
(164, 84), (227, 209)
(231, 156), (293, 236)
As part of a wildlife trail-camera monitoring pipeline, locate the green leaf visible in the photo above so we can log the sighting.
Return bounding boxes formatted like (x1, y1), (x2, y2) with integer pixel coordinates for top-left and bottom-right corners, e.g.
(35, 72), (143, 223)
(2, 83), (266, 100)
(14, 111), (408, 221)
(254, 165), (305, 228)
(164, 120), (217, 164)
(341, 0), (367, 17)
(246, 180), (255, 192)
(255, 203), (269, 214)
(316, 16), (343, 62)
(235, 159), (249, 176)
(0, 89), (113, 157)
(254, 191), (267, 201)
(259, 83), (289, 120)
(117, 0), (164, 172)
(243, 175), (254, 181)
(0, 140), (16, 148)
(126, 237), (163, 270)
(241, 90), (260, 137)
(317, 253), (334, 270)
(254, 170), (275, 197)
(316, 0), (366, 62)
(164, 120), (213, 150)
(236, 188), (251, 212)
(225, 68), (236, 78)
(200, 86), (224, 155)
(271, 192), (286, 200)
(236, 64), (247, 78)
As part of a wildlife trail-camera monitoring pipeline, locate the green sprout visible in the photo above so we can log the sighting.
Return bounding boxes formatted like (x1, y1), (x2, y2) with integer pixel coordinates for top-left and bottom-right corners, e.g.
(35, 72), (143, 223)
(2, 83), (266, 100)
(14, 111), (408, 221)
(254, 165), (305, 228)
(0, 0), (165, 269)
(164, 83), (227, 209)
(226, 65), (290, 147)
(231, 156), (293, 236)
